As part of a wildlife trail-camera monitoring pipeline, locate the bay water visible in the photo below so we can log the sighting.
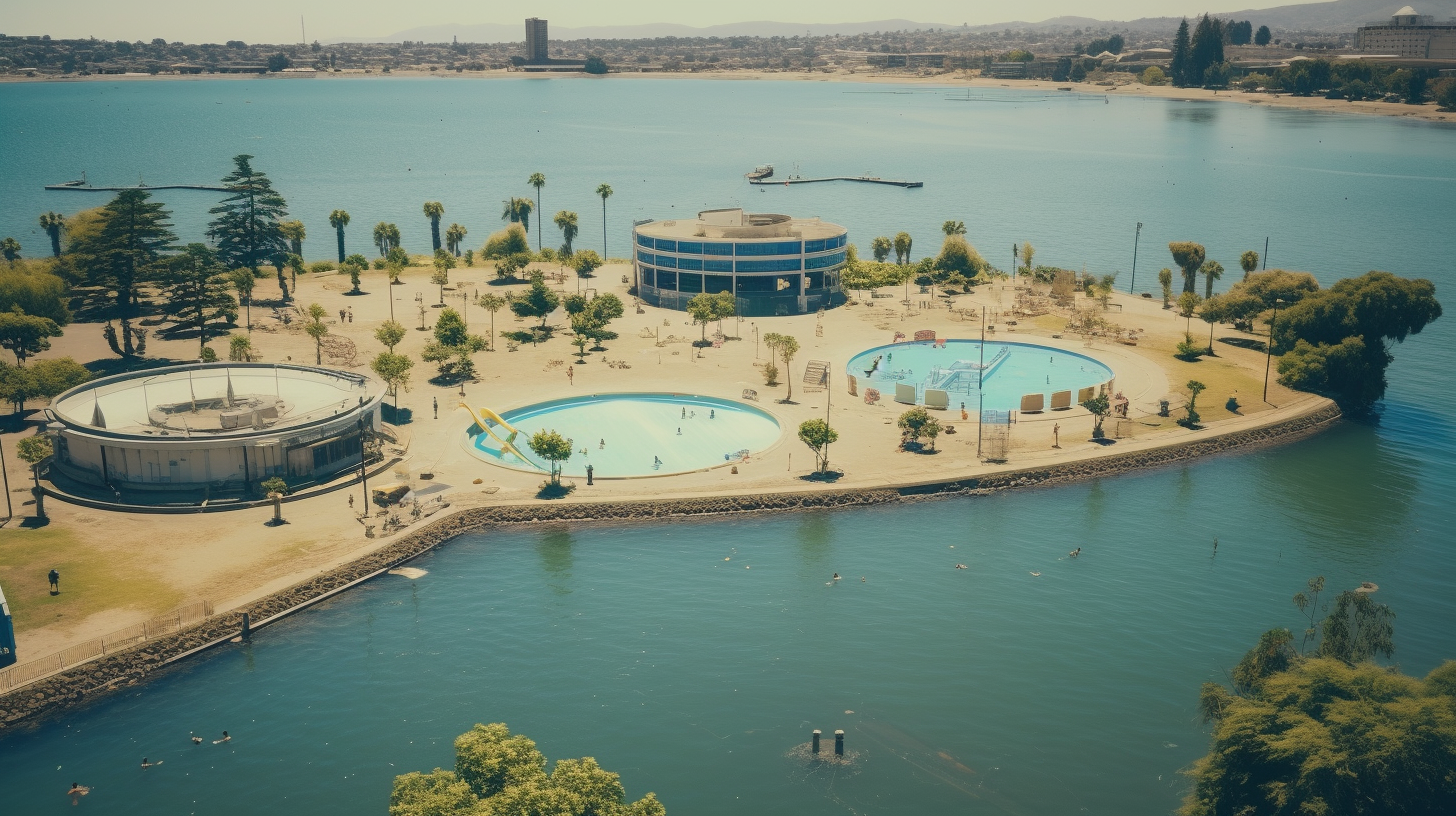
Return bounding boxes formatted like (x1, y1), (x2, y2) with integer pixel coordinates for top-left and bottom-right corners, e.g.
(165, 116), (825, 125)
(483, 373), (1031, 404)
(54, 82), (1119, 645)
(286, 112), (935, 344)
(1, 77), (1453, 814)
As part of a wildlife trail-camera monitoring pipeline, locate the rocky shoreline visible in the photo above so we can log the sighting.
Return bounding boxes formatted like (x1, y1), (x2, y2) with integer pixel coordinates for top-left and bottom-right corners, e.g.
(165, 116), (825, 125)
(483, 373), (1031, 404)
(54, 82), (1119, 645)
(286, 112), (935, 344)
(0, 400), (1340, 730)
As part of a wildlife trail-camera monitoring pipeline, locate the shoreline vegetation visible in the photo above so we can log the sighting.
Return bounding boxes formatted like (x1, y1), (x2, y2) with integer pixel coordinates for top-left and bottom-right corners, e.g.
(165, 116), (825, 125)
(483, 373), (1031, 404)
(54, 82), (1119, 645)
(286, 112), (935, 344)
(0, 397), (1340, 729)
(2, 69), (1452, 124)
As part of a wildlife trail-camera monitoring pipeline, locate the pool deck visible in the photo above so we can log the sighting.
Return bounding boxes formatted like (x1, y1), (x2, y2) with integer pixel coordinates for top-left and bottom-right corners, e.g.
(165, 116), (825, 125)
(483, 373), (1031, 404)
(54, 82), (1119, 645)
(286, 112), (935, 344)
(0, 262), (1327, 696)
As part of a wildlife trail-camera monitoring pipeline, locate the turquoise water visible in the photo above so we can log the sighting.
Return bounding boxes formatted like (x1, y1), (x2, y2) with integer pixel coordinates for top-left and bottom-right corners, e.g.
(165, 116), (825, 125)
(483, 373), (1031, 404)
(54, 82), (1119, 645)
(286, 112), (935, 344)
(469, 393), (782, 477)
(846, 340), (1115, 411)
(1, 79), (1454, 815)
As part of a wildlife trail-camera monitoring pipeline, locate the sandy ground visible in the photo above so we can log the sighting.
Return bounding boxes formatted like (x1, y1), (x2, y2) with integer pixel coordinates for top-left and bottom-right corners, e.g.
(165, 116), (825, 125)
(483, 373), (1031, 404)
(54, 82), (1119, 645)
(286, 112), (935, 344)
(0, 258), (1313, 667)
(4, 67), (1451, 124)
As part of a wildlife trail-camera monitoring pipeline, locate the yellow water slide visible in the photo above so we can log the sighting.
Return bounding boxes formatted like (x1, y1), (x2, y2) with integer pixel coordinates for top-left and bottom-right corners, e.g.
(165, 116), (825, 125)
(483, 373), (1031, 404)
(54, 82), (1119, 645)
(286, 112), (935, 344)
(460, 403), (538, 469)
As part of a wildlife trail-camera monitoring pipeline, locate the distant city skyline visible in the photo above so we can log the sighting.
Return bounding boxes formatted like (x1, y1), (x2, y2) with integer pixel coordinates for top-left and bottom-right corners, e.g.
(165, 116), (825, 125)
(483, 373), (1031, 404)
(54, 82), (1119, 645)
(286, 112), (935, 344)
(6, 0), (1304, 44)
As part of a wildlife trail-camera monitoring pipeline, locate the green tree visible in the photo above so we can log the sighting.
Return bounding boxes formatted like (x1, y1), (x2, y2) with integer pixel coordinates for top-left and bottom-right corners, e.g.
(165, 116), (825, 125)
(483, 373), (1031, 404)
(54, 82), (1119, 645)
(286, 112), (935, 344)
(1319, 590), (1395, 664)
(870, 236), (892, 263)
(1274, 271), (1442, 411)
(935, 235), (988, 281)
(571, 249), (603, 281)
(15, 433), (53, 468)
(423, 202), (445, 252)
(329, 209), (351, 263)
(510, 274), (561, 329)
(1254, 24), (1272, 46)
(1170, 18), (1192, 86)
(0, 357), (89, 413)
(941, 220), (965, 236)
(1239, 250), (1259, 280)
(483, 224), (530, 260)
(1199, 259), (1223, 299)
(279, 219), (306, 257)
(797, 418), (838, 474)
(342, 256), (365, 294)
(421, 307), (486, 381)
(0, 238), (20, 264)
(375, 319), (406, 351)
(207, 154), (289, 284)
(371, 352), (413, 412)
(526, 173), (546, 249)
(584, 55), (608, 74)
(38, 212), (65, 258)
(1176, 291), (1203, 333)
(1081, 392), (1111, 439)
(1158, 267), (1174, 307)
(228, 333), (252, 361)
(1140, 66), (1167, 85)
(432, 249), (455, 304)
(444, 223), (467, 257)
(374, 222), (402, 257)
(502, 197), (534, 235)
(477, 293), (505, 351)
(685, 293), (718, 342)
(892, 231), (913, 265)
(228, 267), (256, 331)
(0, 267), (71, 325)
(1020, 242), (1036, 277)
(1189, 15), (1225, 88)
(1168, 242), (1205, 294)
(303, 302), (329, 364)
(763, 333), (799, 402)
(1234, 269), (1321, 308)
(0, 306), (62, 365)
(161, 243), (238, 355)
(553, 210), (579, 256)
(528, 431), (572, 485)
(897, 406), (932, 446)
(595, 183), (613, 257)
(69, 189), (176, 352)
(1180, 379), (1206, 428)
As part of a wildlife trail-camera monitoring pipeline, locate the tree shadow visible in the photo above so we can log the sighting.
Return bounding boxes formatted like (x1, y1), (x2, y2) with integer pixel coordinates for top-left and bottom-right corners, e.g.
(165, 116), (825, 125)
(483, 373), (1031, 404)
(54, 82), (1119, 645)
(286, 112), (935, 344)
(1219, 336), (1268, 352)
(83, 356), (181, 377)
(798, 470), (844, 482)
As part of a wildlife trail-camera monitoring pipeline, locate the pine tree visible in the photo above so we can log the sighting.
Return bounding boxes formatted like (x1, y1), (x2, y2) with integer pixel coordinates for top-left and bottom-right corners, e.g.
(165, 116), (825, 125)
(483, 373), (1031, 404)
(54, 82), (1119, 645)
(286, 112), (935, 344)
(207, 154), (290, 285)
(160, 244), (239, 355)
(1190, 15), (1226, 88)
(1170, 19), (1192, 87)
(69, 189), (176, 352)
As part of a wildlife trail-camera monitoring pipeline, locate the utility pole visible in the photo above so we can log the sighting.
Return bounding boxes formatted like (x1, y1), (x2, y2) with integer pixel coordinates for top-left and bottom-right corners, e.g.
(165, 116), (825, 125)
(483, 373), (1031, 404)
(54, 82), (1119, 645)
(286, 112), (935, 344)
(1129, 222), (1142, 293)
(1263, 298), (1284, 403)
(1262, 237), (1269, 270)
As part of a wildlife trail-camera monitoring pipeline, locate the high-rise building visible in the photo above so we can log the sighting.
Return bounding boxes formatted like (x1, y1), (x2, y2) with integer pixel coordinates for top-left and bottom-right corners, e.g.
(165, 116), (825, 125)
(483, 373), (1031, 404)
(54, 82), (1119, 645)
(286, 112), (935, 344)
(1355, 6), (1456, 59)
(525, 18), (549, 63)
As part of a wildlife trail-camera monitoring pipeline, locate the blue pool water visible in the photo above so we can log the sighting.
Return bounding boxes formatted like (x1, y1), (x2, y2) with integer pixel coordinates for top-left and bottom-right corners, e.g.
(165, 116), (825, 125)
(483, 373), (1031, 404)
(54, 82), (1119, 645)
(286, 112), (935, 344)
(846, 340), (1115, 411)
(469, 393), (782, 478)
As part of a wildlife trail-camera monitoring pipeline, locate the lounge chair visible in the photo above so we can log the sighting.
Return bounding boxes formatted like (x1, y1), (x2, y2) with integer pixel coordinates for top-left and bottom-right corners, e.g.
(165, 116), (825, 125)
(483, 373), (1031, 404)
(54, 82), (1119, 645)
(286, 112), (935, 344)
(1020, 393), (1045, 413)
(914, 330), (936, 342)
(1050, 390), (1072, 410)
(895, 383), (918, 405)
(741, 388), (758, 401)
(1077, 386), (1096, 404)
(925, 389), (950, 410)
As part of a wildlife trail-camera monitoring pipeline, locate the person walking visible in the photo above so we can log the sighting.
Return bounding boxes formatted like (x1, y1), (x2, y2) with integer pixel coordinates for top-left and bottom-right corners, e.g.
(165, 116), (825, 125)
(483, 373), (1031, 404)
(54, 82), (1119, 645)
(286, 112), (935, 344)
(48, 568), (59, 595)
(567, 365), (574, 385)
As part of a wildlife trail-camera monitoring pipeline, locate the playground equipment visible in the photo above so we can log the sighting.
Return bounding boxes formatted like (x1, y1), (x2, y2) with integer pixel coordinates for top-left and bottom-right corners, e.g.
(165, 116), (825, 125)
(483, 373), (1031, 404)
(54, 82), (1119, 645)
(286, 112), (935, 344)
(460, 403), (539, 469)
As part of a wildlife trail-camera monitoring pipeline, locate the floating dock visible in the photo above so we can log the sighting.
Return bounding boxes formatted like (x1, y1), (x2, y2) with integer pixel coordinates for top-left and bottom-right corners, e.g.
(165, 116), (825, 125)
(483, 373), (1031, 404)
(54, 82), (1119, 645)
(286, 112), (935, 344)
(44, 174), (229, 192)
(750, 175), (922, 189)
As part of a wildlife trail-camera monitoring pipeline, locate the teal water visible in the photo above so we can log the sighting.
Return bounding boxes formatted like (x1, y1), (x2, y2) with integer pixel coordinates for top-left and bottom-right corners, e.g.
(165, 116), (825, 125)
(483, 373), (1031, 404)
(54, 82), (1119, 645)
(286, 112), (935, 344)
(846, 339), (1115, 410)
(1, 79), (1454, 814)
(470, 393), (782, 477)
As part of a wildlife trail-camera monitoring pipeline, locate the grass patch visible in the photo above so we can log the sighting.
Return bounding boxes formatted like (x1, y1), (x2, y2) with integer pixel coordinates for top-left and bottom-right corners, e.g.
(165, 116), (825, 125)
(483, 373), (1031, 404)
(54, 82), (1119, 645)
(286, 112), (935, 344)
(0, 525), (184, 631)
(1149, 336), (1273, 423)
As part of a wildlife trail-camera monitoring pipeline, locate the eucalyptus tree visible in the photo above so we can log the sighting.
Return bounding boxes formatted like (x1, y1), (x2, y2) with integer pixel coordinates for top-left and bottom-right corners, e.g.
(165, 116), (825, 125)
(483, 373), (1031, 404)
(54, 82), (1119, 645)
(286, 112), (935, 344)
(528, 172), (546, 249)
(38, 212), (65, 258)
(329, 209), (351, 263)
(554, 210), (579, 256)
(423, 201), (445, 252)
(595, 183), (613, 257)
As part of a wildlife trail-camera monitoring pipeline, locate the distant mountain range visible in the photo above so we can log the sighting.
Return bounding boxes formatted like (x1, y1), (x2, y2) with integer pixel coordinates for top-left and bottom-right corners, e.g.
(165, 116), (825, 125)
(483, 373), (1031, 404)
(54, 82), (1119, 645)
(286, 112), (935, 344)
(330, 0), (1456, 43)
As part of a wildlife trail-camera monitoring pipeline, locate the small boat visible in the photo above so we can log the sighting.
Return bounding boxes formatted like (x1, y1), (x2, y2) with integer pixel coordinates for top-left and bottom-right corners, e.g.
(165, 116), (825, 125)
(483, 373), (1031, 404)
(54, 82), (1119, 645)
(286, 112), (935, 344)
(745, 164), (774, 180)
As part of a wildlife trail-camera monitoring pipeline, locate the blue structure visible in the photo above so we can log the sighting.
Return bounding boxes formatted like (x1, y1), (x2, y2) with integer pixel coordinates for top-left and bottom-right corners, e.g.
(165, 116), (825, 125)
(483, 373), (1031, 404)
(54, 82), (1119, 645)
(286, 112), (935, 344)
(633, 208), (847, 316)
(0, 583), (16, 668)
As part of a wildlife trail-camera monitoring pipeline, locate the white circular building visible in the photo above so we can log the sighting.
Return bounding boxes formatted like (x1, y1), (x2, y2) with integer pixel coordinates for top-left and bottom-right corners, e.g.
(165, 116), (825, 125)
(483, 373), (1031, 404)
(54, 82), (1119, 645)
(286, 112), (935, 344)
(633, 208), (848, 317)
(44, 363), (385, 504)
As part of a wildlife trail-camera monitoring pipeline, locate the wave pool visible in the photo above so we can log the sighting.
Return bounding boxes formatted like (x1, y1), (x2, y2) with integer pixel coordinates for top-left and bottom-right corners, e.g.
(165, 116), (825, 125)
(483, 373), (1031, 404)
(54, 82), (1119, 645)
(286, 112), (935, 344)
(468, 393), (782, 478)
(846, 340), (1115, 412)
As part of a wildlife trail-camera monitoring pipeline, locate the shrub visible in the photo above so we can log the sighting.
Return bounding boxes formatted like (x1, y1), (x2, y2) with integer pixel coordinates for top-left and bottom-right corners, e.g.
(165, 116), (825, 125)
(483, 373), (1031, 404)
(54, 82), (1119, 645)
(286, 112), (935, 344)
(1141, 66), (1167, 85)
(309, 261), (335, 274)
(762, 362), (778, 385)
(482, 224), (529, 259)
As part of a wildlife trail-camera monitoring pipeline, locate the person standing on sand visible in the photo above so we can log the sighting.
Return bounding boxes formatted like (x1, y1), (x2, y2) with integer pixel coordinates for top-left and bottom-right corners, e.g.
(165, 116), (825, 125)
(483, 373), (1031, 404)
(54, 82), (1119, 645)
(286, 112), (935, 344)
(49, 568), (60, 594)
(567, 365), (574, 385)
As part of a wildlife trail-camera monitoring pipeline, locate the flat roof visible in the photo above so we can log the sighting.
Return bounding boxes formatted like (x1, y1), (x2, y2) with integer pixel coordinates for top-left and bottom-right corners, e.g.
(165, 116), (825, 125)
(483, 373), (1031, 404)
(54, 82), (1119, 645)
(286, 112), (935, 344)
(636, 209), (845, 241)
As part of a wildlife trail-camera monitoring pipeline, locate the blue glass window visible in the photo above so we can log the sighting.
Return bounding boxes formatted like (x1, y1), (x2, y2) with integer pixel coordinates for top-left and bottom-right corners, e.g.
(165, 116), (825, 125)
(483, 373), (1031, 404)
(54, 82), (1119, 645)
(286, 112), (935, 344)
(704, 259), (732, 273)
(655, 255), (677, 269)
(678, 273), (703, 293)
(636, 250), (654, 264)
(805, 251), (846, 269)
(830, 234), (847, 249)
(705, 274), (733, 294)
(677, 257), (703, 271)
(654, 238), (677, 252)
(656, 270), (677, 290)
(641, 266), (655, 287)
(637, 234), (653, 248)
(677, 241), (703, 254)
(736, 258), (802, 273)
(702, 242), (733, 256)
(736, 241), (802, 256)
(804, 239), (827, 253)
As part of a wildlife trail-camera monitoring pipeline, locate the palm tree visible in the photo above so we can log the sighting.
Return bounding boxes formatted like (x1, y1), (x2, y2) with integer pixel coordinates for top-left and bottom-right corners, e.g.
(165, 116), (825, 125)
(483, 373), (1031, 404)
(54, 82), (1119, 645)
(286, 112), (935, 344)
(228, 267), (256, 331)
(870, 236), (892, 263)
(527, 173), (546, 250)
(423, 201), (445, 252)
(596, 183), (613, 257)
(329, 209), (350, 263)
(501, 198), (534, 235)
(1201, 260), (1224, 299)
(279, 220), (306, 257)
(477, 293), (505, 351)
(554, 211), (579, 256)
(1240, 250), (1259, 281)
(942, 220), (966, 236)
(373, 222), (400, 256)
(38, 212), (65, 257)
(445, 223), (467, 257)
(893, 232), (913, 265)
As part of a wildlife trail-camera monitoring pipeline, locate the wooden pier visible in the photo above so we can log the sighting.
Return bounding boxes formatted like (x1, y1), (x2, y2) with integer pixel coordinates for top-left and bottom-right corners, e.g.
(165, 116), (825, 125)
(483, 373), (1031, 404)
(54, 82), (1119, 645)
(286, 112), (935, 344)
(750, 175), (922, 189)
(44, 174), (229, 193)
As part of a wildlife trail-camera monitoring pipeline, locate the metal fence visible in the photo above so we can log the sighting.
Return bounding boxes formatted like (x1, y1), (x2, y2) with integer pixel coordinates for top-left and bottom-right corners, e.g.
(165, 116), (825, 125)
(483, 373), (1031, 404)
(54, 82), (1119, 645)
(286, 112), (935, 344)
(0, 600), (213, 693)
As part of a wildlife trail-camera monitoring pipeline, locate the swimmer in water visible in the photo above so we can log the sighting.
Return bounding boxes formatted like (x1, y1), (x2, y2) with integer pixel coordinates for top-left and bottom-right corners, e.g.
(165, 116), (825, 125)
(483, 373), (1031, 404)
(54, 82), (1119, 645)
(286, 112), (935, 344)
(141, 757), (157, 769)
(213, 731), (231, 744)
(68, 783), (90, 803)
(599, 438), (605, 448)
(832, 573), (840, 580)
(191, 733), (203, 744)
(1069, 547), (1081, 558)
(710, 409), (715, 419)
(676, 427), (682, 435)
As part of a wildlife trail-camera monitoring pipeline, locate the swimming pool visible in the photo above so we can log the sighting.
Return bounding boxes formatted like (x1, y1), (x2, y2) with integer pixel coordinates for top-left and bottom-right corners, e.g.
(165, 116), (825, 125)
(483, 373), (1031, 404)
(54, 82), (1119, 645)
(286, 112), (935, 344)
(466, 393), (783, 478)
(845, 340), (1115, 412)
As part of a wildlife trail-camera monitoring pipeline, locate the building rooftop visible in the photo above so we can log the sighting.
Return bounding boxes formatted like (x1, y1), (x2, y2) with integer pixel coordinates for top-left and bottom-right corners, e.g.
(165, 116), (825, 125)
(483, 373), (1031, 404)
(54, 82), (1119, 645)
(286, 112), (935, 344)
(636, 209), (844, 241)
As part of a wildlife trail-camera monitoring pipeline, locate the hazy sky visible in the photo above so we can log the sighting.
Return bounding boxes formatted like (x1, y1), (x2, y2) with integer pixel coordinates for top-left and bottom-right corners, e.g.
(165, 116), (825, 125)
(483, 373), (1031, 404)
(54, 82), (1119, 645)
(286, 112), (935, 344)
(6, 0), (1285, 43)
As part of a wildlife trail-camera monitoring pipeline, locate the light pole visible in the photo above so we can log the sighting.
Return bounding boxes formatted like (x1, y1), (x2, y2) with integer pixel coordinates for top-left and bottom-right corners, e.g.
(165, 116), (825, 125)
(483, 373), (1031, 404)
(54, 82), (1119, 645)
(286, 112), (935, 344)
(1129, 222), (1142, 293)
(1263, 298), (1284, 403)
(357, 397), (369, 515)
(1262, 237), (1269, 270)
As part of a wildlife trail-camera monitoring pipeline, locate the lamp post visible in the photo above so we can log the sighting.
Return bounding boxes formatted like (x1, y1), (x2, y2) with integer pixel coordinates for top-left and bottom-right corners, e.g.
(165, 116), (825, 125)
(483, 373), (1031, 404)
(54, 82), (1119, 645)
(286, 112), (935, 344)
(1263, 298), (1284, 403)
(357, 396), (369, 515)
(1129, 222), (1142, 294)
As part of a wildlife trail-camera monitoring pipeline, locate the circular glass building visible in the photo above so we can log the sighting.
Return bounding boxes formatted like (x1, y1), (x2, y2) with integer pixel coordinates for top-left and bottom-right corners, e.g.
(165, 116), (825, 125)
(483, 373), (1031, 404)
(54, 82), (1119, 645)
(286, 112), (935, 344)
(633, 208), (847, 317)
